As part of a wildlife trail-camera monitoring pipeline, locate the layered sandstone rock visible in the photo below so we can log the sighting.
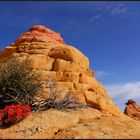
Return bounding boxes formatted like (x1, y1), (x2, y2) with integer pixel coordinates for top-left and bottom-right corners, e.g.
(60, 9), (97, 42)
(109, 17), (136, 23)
(124, 99), (140, 121)
(0, 25), (120, 117)
(0, 25), (140, 139)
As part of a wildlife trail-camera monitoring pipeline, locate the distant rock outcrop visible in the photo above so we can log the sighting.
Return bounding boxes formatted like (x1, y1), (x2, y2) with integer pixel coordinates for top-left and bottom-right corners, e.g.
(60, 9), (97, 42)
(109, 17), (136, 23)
(124, 99), (140, 121)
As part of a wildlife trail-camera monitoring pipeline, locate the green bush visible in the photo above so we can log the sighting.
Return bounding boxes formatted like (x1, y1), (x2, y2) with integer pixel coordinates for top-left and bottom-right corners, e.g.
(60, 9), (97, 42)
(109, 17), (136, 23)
(0, 59), (42, 109)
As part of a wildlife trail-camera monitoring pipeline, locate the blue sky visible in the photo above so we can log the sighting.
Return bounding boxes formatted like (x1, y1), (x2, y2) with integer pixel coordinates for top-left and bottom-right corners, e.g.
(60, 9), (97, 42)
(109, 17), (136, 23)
(0, 1), (140, 111)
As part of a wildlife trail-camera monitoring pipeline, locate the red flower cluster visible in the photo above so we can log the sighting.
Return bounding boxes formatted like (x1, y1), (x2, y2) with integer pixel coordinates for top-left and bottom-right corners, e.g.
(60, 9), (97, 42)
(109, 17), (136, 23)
(0, 104), (31, 127)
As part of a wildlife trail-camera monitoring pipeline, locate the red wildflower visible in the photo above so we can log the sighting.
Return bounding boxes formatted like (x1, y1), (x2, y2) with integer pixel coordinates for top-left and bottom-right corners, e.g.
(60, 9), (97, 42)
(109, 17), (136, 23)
(0, 104), (31, 127)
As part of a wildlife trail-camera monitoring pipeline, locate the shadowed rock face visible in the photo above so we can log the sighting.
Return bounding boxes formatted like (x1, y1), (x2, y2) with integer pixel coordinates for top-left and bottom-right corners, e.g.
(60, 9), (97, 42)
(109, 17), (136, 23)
(124, 99), (140, 121)
(0, 25), (121, 117)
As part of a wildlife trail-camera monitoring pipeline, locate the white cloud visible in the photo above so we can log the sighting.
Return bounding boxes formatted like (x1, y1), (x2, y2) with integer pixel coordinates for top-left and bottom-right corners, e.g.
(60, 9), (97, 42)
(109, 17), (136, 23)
(95, 71), (109, 79)
(105, 81), (140, 100)
(64, 20), (76, 29)
(105, 3), (137, 18)
(104, 81), (140, 111)
(87, 3), (137, 25)
(103, 81), (140, 111)
(111, 4), (128, 17)
(88, 14), (102, 23)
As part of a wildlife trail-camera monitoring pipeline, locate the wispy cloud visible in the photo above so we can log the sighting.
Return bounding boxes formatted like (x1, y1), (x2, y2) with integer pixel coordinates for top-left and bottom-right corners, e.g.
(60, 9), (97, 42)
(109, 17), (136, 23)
(105, 81), (140, 100)
(64, 20), (76, 29)
(87, 3), (137, 25)
(104, 81), (140, 111)
(105, 3), (137, 18)
(88, 14), (102, 23)
(95, 71), (109, 79)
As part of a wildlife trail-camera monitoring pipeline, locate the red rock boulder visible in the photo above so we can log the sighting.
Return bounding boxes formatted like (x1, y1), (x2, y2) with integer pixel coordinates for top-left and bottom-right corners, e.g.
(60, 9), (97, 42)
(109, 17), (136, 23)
(124, 99), (140, 121)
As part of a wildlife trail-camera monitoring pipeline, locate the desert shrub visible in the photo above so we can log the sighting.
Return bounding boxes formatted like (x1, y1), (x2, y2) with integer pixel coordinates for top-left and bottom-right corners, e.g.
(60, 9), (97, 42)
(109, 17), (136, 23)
(31, 79), (89, 112)
(0, 104), (31, 128)
(0, 59), (42, 109)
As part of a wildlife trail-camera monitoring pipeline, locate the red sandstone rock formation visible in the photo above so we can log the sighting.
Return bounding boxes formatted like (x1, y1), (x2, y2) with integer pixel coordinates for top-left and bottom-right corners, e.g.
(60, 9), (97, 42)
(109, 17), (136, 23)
(124, 99), (140, 121)
(14, 25), (64, 45)
(0, 25), (121, 117)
